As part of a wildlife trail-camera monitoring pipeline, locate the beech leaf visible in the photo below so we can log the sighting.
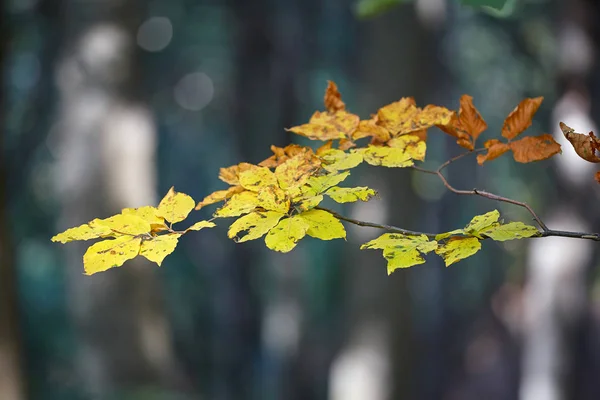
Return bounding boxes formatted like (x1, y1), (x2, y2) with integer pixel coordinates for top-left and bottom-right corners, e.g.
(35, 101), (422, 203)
(501, 97), (543, 140)
(559, 122), (600, 163)
(435, 237), (481, 267)
(83, 236), (142, 275)
(509, 134), (561, 163)
(139, 234), (181, 266)
(228, 211), (286, 243)
(298, 209), (346, 240)
(264, 216), (310, 253)
(157, 187), (196, 224)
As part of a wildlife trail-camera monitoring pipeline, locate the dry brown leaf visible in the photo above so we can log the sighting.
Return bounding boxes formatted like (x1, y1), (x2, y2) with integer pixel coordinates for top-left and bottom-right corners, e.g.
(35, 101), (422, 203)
(338, 138), (357, 150)
(437, 95), (487, 150)
(595, 171), (600, 184)
(324, 81), (345, 113)
(559, 122), (600, 163)
(501, 97), (543, 140)
(509, 134), (561, 163)
(476, 139), (511, 165)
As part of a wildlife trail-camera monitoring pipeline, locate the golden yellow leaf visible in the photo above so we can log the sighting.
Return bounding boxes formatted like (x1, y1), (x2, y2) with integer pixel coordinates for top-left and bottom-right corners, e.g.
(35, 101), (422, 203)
(195, 186), (245, 210)
(83, 236), (142, 275)
(435, 237), (481, 267)
(264, 216), (310, 252)
(326, 187), (376, 203)
(377, 99), (452, 136)
(122, 206), (164, 226)
(559, 122), (600, 163)
(319, 149), (364, 171)
(358, 145), (414, 168)
(387, 134), (426, 161)
(352, 118), (391, 142)
(476, 139), (511, 165)
(218, 163), (254, 185)
(274, 154), (321, 190)
(214, 191), (260, 218)
(139, 233), (181, 266)
(186, 220), (216, 232)
(305, 171), (351, 196)
(51, 219), (114, 243)
(228, 211), (285, 242)
(502, 97), (543, 140)
(157, 187), (196, 224)
(287, 110), (359, 141)
(257, 185), (290, 213)
(298, 209), (346, 240)
(294, 195), (324, 212)
(98, 214), (151, 236)
(324, 80), (345, 113)
(509, 134), (562, 163)
(239, 166), (278, 192)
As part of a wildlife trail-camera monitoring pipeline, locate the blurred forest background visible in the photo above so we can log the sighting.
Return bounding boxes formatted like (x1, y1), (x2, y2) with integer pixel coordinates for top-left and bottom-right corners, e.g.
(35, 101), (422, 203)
(2, 0), (600, 399)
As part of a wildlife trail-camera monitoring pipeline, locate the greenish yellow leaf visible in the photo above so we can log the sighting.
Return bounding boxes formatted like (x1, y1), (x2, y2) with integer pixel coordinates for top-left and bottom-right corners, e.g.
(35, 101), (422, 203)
(387, 134), (426, 161)
(360, 233), (437, 274)
(98, 214), (151, 236)
(479, 221), (539, 241)
(51, 219), (114, 243)
(139, 233), (181, 266)
(83, 236), (142, 275)
(257, 185), (290, 213)
(358, 145), (414, 168)
(326, 186), (376, 203)
(157, 186), (196, 224)
(298, 209), (346, 240)
(435, 237), (481, 267)
(463, 210), (500, 237)
(319, 149), (364, 171)
(435, 229), (464, 241)
(239, 166), (278, 192)
(186, 220), (216, 232)
(264, 216), (310, 253)
(305, 171), (351, 196)
(214, 191), (260, 218)
(228, 211), (285, 243)
(295, 195), (324, 212)
(382, 247), (427, 274)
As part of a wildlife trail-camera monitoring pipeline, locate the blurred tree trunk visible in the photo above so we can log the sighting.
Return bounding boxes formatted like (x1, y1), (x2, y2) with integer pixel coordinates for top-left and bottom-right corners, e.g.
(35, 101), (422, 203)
(0, 0), (27, 398)
(53, 0), (184, 395)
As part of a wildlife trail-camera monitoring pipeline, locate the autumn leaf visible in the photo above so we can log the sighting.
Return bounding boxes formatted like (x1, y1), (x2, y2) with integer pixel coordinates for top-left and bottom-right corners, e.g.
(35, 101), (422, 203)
(387, 134), (426, 161)
(479, 222), (539, 241)
(51, 219), (114, 243)
(559, 122), (600, 163)
(377, 98), (453, 136)
(157, 187), (196, 224)
(214, 191), (260, 218)
(239, 166), (278, 191)
(122, 206), (165, 227)
(501, 97), (543, 140)
(264, 216), (310, 252)
(139, 234), (181, 266)
(295, 195), (324, 212)
(195, 185), (245, 210)
(218, 163), (254, 185)
(97, 214), (151, 236)
(476, 139), (511, 165)
(83, 236), (142, 275)
(186, 220), (216, 232)
(438, 95), (487, 150)
(463, 210), (500, 238)
(257, 185), (290, 213)
(352, 118), (391, 142)
(275, 153), (321, 190)
(287, 110), (359, 141)
(228, 211), (286, 243)
(324, 80), (345, 113)
(319, 149), (364, 171)
(304, 171), (351, 196)
(361, 233), (438, 274)
(357, 145), (414, 168)
(509, 134), (561, 163)
(297, 209), (346, 240)
(326, 187), (376, 203)
(435, 237), (481, 267)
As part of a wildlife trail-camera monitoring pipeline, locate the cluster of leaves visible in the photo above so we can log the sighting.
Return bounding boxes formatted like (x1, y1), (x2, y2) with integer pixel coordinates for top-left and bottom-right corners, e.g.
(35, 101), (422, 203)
(54, 81), (590, 276)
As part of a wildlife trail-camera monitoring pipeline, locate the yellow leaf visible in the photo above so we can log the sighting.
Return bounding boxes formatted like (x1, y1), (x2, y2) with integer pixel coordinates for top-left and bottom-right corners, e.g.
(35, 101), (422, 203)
(305, 171), (351, 196)
(287, 110), (359, 141)
(239, 166), (278, 192)
(294, 195), (324, 212)
(257, 185), (290, 213)
(83, 236), (142, 275)
(326, 186), (376, 203)
(435, 237), (481, 267)
(479, 222), (539, 241)
(157, 187), (195, 224)
(352, 118), (391, 142)
(98, 214), (151, 236)
(186, 220), (216, 232)
(319, 149), (364, 171)
(463, 210), (500, 237)
(274, 154), (321, 190)
(122, 206), (164, 226)
(360, 233), (437, 274)
(435, 229), (464, 241)
(298, 209), (346, 240)
(195, 186), (245, 210)
(139, 233), (181, 266)
(358, 145), (414, 168)
(214, 191), (260, 218)
(264, 216), (310, 252)
(387, 134), (426, 161)
(377, 98), (452, 136)
(218, 163), (254, 185)
(52, 219), (114, 243)
(227, 211), (285, 242)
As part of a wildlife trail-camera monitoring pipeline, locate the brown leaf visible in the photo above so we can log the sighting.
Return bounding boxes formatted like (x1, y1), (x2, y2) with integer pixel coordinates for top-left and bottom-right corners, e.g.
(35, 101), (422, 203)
(353, 118), (391, 142)
(338, 138), (356, 150)
(437, 95), (487, 150)
(501, 97), (543, 140)
(559, 122), (600, 163)
(476, 139), (511, 165)
(324, 81), (345, 113)
(595, 171), (600, 184)
(509, 134), (561, 163)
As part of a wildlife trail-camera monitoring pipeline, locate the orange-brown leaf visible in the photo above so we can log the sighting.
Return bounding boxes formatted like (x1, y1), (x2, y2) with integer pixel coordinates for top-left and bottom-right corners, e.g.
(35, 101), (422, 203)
(324, 81), (345, 113)
(338, 138), (356, 150)
(437, 112), (474, 150)
(476, 139), (510, 165)
(457, 95), (487, 142)
(595, 171), (600, 184)
(559, 122), (600, 163)
(219, 163), (254, 185)
(509, 134), (561, 163)
(502, 97), (543, 140)
(352, 118), (391, 142)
